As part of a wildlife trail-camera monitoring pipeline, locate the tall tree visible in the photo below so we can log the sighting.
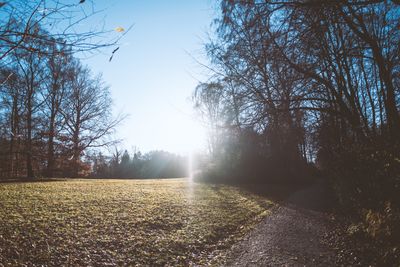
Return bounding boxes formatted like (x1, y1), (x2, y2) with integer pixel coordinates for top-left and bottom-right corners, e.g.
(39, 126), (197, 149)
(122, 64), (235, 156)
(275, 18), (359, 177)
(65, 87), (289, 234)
(60, 62), (122, 177)
(41, 41), (73, 177)
(12, 31), (48, 178)
(196, 0), (400, 184)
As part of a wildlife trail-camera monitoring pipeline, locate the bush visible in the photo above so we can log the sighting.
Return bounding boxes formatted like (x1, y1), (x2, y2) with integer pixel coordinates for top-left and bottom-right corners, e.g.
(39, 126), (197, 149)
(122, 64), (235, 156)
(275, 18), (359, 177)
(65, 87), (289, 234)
(323, 141), (400, 265)
(324, 142), (400, 212)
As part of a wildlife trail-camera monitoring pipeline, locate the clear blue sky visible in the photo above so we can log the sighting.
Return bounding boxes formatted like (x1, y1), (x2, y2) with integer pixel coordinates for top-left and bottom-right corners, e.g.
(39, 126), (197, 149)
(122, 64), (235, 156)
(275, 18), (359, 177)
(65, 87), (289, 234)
(83, 0), (215, 155)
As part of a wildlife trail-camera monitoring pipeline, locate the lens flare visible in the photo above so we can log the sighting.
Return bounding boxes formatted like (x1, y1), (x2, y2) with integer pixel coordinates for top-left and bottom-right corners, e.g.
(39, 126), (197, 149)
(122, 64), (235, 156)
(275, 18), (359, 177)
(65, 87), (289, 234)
(188, 152), (194, 182)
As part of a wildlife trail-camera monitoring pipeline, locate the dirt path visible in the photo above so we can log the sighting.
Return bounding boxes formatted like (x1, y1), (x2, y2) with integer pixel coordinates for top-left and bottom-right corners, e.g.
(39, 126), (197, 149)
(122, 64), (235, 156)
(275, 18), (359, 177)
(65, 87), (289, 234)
(226, 182), (338, 266)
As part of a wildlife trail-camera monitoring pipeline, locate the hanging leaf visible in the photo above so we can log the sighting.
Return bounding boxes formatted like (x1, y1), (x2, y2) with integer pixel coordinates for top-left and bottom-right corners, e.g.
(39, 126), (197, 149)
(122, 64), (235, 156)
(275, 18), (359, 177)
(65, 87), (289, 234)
(115, 27), (125, 33)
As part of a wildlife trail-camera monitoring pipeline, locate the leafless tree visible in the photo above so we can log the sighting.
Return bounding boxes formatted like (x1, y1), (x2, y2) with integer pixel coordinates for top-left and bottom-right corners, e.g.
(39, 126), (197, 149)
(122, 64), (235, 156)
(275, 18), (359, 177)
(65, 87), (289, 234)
(196, 0), (400, 185)
(40, 42), (73, 177)
(0, 1), (129, 178)
(59, 62), (123, 177)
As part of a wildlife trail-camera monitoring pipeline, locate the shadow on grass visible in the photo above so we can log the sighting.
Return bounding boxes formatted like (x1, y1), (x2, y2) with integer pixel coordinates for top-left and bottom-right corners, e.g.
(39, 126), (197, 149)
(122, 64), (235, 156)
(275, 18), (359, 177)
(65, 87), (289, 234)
(0, 178), (69, 184)
(234, 180), (335, 213)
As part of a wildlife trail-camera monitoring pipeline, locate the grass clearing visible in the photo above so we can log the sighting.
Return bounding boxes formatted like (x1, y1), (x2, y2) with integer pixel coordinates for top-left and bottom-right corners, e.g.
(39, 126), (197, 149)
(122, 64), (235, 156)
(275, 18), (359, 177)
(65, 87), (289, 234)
(0, 178), (274, 266)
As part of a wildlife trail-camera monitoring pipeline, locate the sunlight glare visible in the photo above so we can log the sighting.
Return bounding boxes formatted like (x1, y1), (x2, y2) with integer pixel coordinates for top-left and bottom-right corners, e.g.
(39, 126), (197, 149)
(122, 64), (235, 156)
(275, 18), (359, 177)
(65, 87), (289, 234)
(188, 151), (194, 182)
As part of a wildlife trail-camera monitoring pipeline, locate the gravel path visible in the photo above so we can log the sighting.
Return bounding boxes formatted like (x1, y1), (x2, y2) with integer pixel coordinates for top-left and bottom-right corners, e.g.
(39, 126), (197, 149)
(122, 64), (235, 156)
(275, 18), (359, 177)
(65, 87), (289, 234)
(226, 182), (338, 266)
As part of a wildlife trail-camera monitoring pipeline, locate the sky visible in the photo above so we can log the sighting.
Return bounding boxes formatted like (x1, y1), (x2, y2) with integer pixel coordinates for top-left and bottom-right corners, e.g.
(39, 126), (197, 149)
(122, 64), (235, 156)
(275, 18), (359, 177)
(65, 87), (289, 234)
(82, 1), (216, 155)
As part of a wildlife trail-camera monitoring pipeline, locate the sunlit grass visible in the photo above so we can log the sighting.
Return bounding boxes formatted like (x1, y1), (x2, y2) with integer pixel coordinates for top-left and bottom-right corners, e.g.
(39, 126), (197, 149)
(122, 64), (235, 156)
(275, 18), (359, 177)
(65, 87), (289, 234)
(0, 178), (274, 266)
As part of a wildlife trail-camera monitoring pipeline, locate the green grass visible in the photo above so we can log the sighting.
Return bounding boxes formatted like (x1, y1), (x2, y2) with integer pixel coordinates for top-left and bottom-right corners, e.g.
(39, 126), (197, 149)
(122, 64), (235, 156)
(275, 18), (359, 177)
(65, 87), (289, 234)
(0, 178), (274, 266)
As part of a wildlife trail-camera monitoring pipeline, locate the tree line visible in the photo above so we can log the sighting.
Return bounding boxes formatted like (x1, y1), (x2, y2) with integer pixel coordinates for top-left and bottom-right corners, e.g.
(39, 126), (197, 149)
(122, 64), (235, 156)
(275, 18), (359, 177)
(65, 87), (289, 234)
(194, 1), (399, 208)
(194, 2), (399, 262)
(0, 1), (124, 179)
(91, 149), (188, 179)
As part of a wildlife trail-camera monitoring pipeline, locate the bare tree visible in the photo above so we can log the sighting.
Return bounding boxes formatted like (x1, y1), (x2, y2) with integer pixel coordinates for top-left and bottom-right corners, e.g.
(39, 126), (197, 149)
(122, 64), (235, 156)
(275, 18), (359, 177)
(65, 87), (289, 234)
(11, 31), (49, 178)
(0, 66), (24, 177)
(41, 41), (73, 177)
(60, 62), (123, 177)
(0, 1), (129, 178)
(196, 0), (400, 186)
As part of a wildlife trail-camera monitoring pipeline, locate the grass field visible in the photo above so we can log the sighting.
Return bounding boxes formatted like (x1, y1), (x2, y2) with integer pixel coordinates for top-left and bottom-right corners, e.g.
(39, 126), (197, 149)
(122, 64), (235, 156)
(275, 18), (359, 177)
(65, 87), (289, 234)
(0, 178), (274, 266)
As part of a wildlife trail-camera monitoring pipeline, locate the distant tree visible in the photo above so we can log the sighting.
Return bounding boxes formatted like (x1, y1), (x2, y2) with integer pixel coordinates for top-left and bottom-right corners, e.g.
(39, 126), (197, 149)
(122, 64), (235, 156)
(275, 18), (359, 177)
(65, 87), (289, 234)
(140, 151), (188, 178)
(120, 150), (131, 178)
(91, 152), (109, 178)
(194, 82), (227, 157)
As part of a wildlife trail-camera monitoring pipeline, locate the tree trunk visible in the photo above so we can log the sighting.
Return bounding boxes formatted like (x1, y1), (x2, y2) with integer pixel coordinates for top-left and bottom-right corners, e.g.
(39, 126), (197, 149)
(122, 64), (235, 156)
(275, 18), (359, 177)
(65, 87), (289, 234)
(46, 111), (56, 177)
(26, 97), (34, 179)
(72, 125), (80, 177)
